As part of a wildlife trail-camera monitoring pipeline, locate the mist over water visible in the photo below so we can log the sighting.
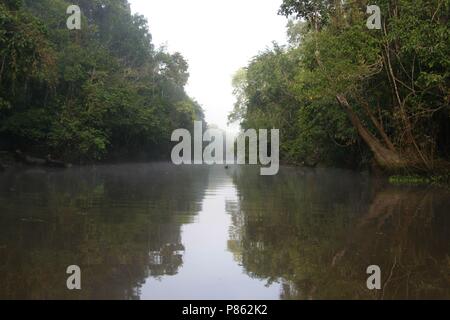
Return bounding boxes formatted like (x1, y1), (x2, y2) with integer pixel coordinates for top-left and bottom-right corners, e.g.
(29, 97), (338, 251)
(0, 163), (449, 299)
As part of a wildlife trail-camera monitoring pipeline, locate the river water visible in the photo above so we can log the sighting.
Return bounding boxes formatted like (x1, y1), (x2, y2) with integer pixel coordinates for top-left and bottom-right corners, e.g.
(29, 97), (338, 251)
(0, 163), (449, 299)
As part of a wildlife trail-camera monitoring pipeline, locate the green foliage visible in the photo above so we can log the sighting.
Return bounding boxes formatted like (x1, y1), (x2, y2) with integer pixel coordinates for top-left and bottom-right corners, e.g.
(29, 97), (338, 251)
(389, 172), (450, 187)
(279, 0), (334, 28)
(231, 0), (450, 169)
(0, 0), (204, 161)
(389, 175), (432, 186)
(229, 40), (364, 167)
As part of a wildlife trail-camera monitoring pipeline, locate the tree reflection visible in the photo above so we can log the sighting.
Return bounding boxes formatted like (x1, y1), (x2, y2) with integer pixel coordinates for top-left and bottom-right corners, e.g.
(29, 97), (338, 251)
(228, 166), (450, 299)
(0, 163), (208, 299)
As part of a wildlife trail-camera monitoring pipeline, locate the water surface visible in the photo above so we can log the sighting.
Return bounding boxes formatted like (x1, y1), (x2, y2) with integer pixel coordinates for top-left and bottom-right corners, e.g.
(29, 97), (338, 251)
(0, 163), (449, 299)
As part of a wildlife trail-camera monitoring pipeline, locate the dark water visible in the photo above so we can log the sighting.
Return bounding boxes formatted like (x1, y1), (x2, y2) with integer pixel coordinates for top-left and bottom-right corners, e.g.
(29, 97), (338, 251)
(0, 163), (449, 300)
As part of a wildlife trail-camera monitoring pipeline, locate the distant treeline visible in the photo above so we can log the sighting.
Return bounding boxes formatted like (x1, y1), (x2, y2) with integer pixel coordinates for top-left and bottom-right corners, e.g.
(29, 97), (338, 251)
(0, 0), (205, 162)
(230, 0), (449, 173)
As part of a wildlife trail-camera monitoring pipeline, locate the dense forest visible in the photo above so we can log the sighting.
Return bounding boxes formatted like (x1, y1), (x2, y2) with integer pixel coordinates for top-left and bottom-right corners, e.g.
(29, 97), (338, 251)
(1, 0), (449, 174)
(230, 0), (449, 173)
(0, 0), (204, 163)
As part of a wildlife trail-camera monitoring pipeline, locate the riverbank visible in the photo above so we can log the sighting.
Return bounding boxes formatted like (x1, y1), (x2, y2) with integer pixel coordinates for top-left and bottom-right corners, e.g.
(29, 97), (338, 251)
(0, 149), (173, 171)
(0, 150), (70, 170)
(280, 159), (450, 188)
(2, 149), (449, 188)
(0, 151), (14, 170)
(389, 174), (450, 188)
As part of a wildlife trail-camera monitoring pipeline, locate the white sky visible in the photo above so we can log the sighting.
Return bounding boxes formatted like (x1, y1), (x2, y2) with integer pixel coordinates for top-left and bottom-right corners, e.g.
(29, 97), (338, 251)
(129, 0), (288, 131)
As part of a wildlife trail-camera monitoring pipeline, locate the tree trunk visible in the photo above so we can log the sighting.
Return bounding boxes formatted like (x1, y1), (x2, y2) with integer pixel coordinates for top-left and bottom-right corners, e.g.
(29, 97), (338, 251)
(357, 96), (397, 152)
(336, 94), (408, 171)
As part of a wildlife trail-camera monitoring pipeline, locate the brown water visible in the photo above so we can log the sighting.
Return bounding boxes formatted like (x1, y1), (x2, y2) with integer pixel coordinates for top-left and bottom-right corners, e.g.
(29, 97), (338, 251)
(0, 163), (449, 299)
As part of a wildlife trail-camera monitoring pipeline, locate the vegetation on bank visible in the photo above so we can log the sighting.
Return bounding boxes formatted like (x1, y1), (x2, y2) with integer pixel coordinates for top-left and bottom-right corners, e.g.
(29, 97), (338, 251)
(229, 0), (450, 174)
(389, 173), (450, 187)
(1, 0), (449, 177)
(0, 0), (204, 163)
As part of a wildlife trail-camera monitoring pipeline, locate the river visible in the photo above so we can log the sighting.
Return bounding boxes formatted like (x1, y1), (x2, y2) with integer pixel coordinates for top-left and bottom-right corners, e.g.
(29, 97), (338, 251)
(0, 163), (449, 299)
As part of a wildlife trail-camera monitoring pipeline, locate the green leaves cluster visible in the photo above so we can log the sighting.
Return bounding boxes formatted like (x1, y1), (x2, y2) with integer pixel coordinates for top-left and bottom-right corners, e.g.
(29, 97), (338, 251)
(230, 0), (450, 169)
(0, 0), (204, 161)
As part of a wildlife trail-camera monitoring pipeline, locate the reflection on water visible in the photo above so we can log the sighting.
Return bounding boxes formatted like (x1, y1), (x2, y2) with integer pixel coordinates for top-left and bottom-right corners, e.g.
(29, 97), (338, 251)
(229, 167), (450, 300)
(0, 163), (449, 299)
(141, 167), (280, 299)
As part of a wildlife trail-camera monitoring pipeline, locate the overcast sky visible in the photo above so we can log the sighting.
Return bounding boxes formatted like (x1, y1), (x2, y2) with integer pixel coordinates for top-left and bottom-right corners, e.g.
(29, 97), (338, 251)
(129, 0), (288, 131)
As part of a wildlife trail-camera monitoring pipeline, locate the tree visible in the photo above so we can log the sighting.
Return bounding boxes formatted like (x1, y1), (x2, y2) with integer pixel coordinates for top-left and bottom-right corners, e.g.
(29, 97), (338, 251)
(291, 0), (450, 171)
(0, 0), (205, 162)
(231, 0), (450, 172)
